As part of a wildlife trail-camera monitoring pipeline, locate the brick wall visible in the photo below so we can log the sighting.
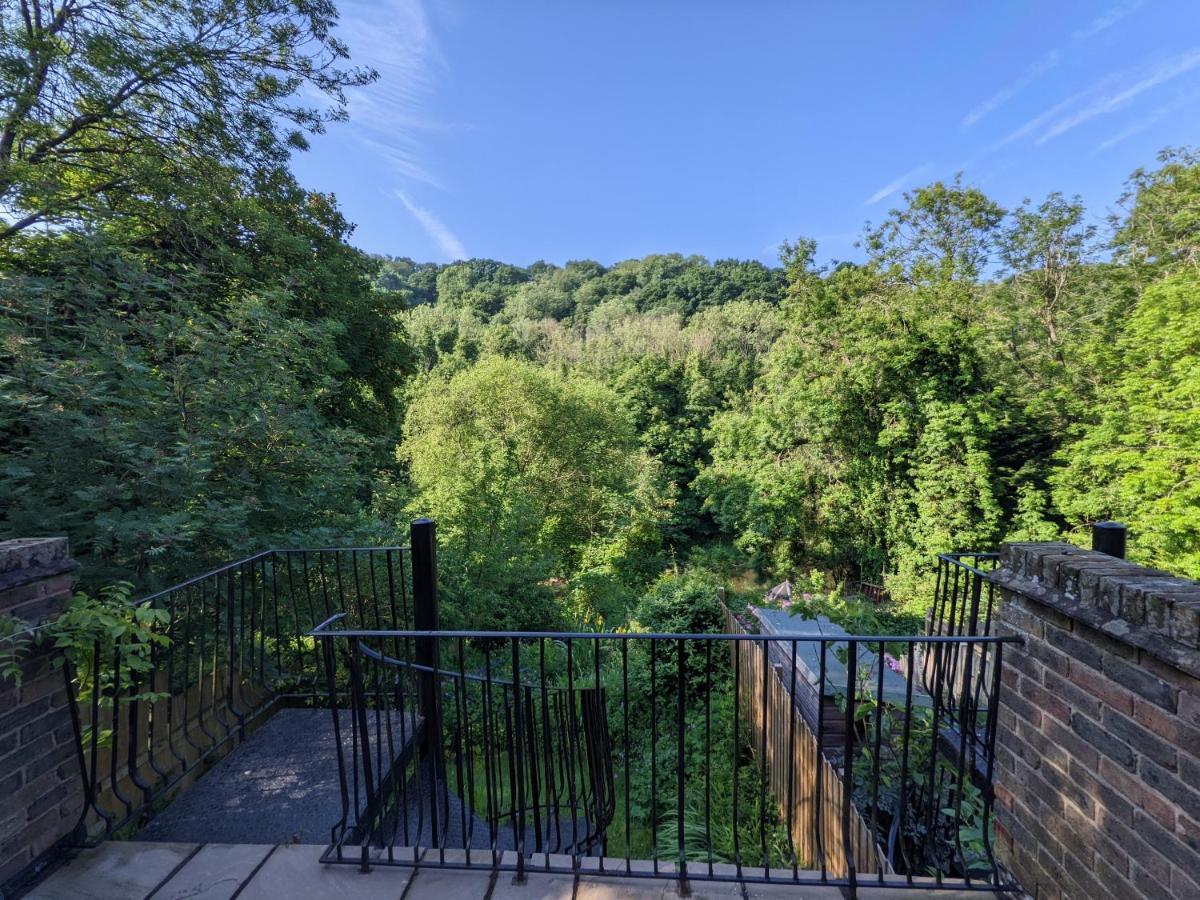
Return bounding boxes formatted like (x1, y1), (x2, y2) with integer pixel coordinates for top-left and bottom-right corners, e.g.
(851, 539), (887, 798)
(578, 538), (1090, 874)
(991, 542), (1200, 900)
(0, 538), (85, 890)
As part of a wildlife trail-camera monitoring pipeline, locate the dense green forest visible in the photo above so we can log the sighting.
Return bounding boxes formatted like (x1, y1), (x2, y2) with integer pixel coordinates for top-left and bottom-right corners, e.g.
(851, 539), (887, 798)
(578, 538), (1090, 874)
(2, 0), (1198, 629)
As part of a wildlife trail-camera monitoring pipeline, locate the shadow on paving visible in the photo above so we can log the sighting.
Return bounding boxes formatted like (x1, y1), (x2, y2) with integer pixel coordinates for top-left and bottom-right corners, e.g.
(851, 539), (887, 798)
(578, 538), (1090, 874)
(134, 708), (569, 852)
(136, 708), (375, 845)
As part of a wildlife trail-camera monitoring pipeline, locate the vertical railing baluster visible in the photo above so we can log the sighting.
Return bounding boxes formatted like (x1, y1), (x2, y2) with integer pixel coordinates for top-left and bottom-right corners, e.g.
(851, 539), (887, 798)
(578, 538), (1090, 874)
(62, 656), (94, 841)
(787, 639), (798, 880)
(87, 641), (110, 834)
(897, 641), (916, 882)
(622, 640), (631, 875)
(334, 552), (347, 625)
(872, 639), (885, 881)
(676, 638), (688, 896)
(705, 640), (713, 878)
(317, 552), (330, 620)
(842, 641), (858, 895)
(650, 638), (658, 874)
(163, 590), (185, 775)
(759, 635), (769, 877)
(394, 631), (414, 850)
(565, 639), (579, 861)
(511, 638), (527, 882)
(321, 636), (349, 858)
(814, 639), (827, 881)
(982, 641), (1004, 887)
(109, 644), (131, 822)
(453, 659), (469, 860)
(346, 641), (375, 872)
(226, 570), (244, 738)
(483, 646), (497, 863)
(952, 637), (977, 885)
(538, 638), (555, 860)
(269, 555), (282, 679)
(593, 639), (605, 863)
(458, 638), (476, 861)
(732, 639), (741, 877)
(923, 640), (946, 878)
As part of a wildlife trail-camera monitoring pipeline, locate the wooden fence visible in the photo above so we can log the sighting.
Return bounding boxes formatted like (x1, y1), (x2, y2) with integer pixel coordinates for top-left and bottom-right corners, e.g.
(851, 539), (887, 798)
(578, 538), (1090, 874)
(723, 604), (887, 878)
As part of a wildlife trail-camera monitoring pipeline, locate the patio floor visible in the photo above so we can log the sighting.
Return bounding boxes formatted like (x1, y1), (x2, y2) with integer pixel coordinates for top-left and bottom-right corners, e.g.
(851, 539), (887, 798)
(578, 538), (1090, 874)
(24, 841), (991, 899)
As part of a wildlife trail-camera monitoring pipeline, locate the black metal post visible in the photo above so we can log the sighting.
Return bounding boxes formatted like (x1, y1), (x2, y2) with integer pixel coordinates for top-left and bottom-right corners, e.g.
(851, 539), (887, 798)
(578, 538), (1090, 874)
(1092, 521), (1127, 559)
(411, 518), (444, 840)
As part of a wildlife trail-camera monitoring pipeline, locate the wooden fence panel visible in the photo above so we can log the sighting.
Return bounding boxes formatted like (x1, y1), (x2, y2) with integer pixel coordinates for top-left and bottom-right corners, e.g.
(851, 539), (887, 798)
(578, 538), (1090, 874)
(723, 605), (887, 878)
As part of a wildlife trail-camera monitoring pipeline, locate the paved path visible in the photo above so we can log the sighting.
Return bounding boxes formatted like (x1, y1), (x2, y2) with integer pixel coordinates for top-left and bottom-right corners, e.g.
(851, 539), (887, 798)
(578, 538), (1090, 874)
(25, 842), (991, 899)
(135, 708), (491, 848)
(135, 708), (573, 854)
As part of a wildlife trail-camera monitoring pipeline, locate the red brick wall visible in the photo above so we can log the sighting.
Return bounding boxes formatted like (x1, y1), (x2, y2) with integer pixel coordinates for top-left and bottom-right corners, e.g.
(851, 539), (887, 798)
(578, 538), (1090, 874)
(0, 538), (85, 888)
(992, 542), (1200, 900)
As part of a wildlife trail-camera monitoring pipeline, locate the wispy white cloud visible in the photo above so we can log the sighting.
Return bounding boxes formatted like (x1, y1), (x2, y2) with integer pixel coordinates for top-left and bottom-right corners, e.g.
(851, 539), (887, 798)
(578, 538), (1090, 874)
(1037, 47), (1200, 144)
(1072, 0), (1146, 42)
(962, 51), (1061, 129)
(960, 1), (1147, 132)
(993, 86), (1098, 149)
(863, 163), (932, 206)
(335, 0), (458, 189)
(394, 190), (466, 261)
(1095, 88), (1200, 151)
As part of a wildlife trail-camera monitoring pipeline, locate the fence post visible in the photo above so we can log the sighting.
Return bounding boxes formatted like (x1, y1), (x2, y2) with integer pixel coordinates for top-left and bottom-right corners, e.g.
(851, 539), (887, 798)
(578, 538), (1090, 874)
(1091, 521), (1127, 559)
(410, 518), (444, 836)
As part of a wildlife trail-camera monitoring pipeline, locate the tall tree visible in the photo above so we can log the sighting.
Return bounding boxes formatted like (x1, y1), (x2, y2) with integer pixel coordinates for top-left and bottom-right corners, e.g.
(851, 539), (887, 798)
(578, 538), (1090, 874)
(0, 0), (374, 236)
(398, 357), (665, 628)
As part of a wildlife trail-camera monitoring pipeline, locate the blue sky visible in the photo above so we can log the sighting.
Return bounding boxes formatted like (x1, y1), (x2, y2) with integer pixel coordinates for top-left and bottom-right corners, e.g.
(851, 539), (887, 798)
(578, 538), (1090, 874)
(290, 0), (1200, 267)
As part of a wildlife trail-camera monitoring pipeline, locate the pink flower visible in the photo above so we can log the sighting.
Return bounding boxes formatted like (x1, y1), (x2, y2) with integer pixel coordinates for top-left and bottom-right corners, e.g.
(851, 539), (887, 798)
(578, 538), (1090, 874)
(884, 653), (902, 674)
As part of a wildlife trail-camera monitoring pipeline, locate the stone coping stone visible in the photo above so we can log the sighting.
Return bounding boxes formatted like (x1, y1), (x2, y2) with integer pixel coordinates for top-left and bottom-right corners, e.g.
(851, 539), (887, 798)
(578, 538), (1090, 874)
(0, 536), (77, 596)
(996, 542), (1200, 680)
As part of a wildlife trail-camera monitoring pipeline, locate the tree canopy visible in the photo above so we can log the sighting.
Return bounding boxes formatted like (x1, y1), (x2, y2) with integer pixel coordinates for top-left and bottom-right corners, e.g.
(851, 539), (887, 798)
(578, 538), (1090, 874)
(0, 0), (1196, 614)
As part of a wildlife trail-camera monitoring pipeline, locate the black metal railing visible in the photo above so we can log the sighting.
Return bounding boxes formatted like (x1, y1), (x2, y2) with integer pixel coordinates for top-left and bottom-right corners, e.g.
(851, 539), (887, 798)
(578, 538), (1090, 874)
(41, 523), (1017, 896)
(312, 620), (1017, 896)
(923, 554), (1002, 773)
(930, 553), (999, 640)
(68, 545), (412, 838)
(315, 614), (616, 862)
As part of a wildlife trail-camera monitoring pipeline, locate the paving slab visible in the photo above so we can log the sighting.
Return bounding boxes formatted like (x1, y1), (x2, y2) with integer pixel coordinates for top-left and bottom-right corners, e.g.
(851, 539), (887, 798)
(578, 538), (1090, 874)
(855, 875), (995, 898)
(152, 843), (273, 900)
(574, 877), (670, 900)
(485, 851), (574, 900)
(489, 871), (578, 900)
(137, 709), (415, 845)
(403, 860), (496, 900)
(25, 842), (197, 900)
(570, 860), (667, 900)
(235, 844), (412, 900)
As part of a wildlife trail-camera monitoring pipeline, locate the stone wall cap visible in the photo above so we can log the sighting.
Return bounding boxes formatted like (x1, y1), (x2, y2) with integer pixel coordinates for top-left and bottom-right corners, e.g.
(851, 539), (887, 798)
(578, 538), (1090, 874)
(0, 538), (77, 596)
(0, 538), (70, 573)
(995, 541), (1200, 679)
